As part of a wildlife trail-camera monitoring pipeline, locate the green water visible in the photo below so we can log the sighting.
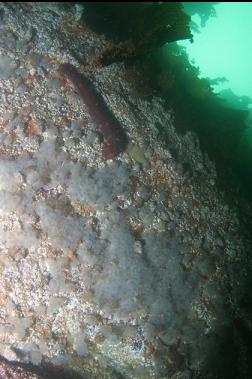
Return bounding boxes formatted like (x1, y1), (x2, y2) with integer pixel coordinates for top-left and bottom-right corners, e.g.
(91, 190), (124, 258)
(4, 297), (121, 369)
(175, 2), (252, 199)
(179, 2), (252, 139)
(180, 2), (252, 99)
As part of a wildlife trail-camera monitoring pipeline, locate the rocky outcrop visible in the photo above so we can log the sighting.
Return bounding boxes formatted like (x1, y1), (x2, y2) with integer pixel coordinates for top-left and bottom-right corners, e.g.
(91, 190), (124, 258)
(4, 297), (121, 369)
(0, 3), (251, 378)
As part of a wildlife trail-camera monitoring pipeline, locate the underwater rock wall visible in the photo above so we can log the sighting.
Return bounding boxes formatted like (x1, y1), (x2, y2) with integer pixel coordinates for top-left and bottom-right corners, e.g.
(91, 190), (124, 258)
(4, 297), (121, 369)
(0, 3), (251, 379)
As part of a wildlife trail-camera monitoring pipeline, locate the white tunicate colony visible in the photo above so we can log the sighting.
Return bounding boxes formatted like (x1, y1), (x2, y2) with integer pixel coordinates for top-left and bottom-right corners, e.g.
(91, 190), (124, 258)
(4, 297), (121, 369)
(0, 122), (229, 377)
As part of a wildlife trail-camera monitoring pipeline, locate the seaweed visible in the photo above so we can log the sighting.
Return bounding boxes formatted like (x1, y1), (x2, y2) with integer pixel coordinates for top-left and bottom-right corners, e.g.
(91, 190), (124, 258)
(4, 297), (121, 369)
(144, 43), (252, 199)
(182, 2), (220, 28)
(83, 2), (192, 66)
(59, 64), (128, 159)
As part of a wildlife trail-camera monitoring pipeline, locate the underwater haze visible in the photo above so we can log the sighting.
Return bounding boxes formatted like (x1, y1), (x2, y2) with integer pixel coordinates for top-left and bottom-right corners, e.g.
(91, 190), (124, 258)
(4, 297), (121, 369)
(177, 2), (252, 197)
(180, 2), (252, 99)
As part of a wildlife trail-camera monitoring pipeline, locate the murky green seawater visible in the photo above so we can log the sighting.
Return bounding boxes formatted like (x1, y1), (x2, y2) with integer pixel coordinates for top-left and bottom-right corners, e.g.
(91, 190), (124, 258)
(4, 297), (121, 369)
(178, 2), (252, 199)
(186, 2), (252, 170)
(182, 3), (252, 98)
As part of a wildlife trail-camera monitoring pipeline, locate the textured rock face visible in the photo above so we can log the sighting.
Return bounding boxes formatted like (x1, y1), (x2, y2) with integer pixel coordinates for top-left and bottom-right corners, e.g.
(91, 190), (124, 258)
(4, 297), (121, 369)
(0, 3), (251, 379)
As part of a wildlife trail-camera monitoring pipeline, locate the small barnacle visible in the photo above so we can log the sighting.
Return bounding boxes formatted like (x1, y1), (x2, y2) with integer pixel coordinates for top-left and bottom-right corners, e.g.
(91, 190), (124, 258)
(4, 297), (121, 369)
(0, 118), (9, 128)
(94, 333), (106, 345)
(144, 341), (156, 358)
(26, 117), (41, 136)
(68, 250), (77, 260)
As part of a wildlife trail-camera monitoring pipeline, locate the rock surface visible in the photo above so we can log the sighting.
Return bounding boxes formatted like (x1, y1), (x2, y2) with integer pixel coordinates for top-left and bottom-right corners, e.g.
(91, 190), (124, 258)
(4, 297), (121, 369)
(0, 3), (251, 379)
